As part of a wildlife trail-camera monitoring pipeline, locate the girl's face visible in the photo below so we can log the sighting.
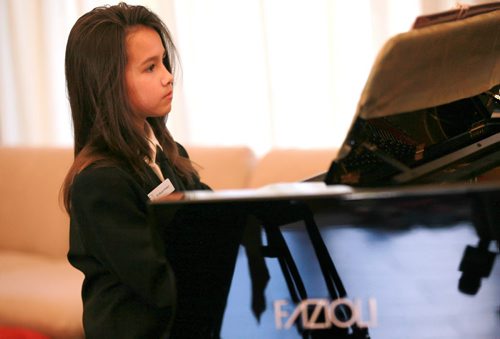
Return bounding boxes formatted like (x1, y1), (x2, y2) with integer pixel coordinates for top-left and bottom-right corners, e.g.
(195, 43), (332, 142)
(125, 25), (173, 126)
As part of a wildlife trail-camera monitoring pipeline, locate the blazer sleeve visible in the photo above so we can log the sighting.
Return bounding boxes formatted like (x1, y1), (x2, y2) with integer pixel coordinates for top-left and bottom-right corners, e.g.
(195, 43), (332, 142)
(70, 166), (175, 308)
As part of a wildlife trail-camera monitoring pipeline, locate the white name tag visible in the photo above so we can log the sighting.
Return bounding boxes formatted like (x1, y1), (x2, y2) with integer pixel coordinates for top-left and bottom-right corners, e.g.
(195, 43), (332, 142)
(148, 178), (175, 200)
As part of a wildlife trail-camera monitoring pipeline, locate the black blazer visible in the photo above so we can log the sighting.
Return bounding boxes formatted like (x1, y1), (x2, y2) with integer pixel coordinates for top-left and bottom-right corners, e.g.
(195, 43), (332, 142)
(68, 144), (209, 338)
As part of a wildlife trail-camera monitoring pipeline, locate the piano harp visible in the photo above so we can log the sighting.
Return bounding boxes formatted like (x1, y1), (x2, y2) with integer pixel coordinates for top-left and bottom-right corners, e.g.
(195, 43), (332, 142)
(324, 85), (500, 187)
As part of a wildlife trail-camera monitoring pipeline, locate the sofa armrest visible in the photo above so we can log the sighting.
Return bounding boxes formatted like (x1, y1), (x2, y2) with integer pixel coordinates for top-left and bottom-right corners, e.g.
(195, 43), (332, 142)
(0, 147), (73, 258)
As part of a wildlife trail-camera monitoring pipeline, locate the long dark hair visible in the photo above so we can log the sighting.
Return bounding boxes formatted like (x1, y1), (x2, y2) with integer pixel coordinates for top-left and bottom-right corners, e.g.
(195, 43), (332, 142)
(62, 2), (197, 212)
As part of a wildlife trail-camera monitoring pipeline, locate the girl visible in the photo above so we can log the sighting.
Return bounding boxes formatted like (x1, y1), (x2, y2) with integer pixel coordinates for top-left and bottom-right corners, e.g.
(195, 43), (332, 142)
(62, 3), (213, 338)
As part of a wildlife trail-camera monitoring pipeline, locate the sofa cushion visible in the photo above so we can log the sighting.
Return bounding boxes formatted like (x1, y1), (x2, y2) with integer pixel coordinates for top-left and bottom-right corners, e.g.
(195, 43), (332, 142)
(0, 251), (83, 338)
(248, 148), (338, 188)
(0, 148), (73, 258)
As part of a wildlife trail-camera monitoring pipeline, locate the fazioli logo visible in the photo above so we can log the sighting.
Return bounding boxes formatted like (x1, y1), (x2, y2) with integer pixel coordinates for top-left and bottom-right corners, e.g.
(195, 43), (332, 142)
(274, 298), (378, 330)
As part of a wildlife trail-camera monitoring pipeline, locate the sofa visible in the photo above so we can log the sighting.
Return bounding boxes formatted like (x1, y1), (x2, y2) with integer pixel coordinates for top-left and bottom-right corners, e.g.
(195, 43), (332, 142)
(0, 145), (337, 338)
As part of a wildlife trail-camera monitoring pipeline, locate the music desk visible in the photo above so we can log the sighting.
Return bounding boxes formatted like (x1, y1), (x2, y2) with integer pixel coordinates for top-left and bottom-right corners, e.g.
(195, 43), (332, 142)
(148, 181), (500, 337)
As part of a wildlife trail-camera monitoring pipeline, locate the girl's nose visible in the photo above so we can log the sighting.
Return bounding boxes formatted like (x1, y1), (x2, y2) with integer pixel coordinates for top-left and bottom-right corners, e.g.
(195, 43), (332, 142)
(161, 66), (173, 86)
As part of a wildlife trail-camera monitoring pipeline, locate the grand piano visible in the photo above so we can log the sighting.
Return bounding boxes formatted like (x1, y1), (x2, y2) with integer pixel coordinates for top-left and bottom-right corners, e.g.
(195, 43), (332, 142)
(322, 5), (500, 305)
(149, 6), (500, 339)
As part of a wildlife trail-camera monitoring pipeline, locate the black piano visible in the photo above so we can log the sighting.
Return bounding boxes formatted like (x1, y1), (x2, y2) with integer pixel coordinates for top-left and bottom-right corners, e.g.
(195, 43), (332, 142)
(149, 6), (500, 339)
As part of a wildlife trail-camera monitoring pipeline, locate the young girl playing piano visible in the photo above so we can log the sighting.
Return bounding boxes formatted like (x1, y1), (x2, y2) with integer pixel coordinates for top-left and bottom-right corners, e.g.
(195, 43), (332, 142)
(62, 3), (212, 337)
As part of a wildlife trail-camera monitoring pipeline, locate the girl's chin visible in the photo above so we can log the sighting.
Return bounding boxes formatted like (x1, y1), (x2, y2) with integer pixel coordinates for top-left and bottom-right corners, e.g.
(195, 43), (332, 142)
(150, 111), (170, 118)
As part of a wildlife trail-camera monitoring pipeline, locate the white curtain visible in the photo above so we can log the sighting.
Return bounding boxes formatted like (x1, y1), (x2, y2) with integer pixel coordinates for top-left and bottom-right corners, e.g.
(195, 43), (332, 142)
(0, 0), (490, 154)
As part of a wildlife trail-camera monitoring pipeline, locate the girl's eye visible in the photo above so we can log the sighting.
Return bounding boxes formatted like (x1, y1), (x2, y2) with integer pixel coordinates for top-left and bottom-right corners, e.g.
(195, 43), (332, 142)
(146, 64), (155, 72)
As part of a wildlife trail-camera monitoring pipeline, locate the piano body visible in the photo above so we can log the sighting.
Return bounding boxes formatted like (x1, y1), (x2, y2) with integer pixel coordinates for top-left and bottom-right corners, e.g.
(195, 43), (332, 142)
(149, 6), (500, 338)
